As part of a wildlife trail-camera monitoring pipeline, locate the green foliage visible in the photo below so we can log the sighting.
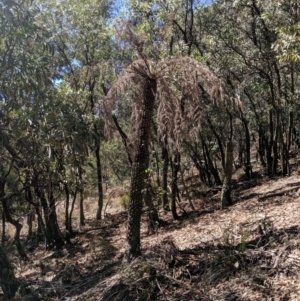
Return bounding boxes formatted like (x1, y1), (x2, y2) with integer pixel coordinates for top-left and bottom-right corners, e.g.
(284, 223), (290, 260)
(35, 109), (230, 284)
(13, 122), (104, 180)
(274, 22), (300, 62)
(101, 138), (131, 186)
(0, 0), (300, 269)
(119, 194), (130, 210)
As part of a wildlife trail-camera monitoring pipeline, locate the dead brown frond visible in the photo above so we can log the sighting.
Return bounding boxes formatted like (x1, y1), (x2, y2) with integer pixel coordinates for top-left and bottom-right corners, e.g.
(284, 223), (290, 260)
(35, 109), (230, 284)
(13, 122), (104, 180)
(104, 55), (225, 149)
(104, 23), (226, 148)
(101, 259), (157, 301)
(103, 60), (148, 139)
(156, 57), (225, 147)
(114, 21), (150, 63)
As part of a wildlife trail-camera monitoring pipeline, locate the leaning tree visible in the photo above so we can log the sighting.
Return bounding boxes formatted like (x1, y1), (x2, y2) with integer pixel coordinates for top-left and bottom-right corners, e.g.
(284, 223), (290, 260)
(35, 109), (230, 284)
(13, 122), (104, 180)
(105, 55), (226, 262)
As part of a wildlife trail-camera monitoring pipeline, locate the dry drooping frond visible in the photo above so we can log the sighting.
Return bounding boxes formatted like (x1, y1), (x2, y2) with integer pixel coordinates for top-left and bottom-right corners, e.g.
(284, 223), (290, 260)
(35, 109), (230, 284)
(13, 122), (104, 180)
(156, 57), (224, 147)
(104, 59), (153, 139)
(104, 56), (225, 148)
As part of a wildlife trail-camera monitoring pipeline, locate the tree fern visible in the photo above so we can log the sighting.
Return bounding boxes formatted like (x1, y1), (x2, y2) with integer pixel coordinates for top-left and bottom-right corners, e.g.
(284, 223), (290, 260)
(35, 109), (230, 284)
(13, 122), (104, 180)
(103, 30), (226, 262)
(104, 56), (224, 148)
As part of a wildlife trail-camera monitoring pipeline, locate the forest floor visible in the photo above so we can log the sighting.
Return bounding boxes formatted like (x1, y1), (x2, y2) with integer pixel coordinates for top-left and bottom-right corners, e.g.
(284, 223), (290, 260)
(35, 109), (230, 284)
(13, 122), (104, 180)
(2, 166), (300, 301)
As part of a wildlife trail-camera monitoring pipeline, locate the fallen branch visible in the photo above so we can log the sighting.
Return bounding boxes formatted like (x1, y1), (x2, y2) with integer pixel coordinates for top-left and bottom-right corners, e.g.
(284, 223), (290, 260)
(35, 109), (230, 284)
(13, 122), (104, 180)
(258, 187), (300, 201)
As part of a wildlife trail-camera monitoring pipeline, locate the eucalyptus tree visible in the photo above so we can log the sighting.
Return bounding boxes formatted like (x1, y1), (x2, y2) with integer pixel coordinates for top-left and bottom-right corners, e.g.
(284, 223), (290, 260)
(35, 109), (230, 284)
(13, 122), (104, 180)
(273, 2), (300, 157)
(0, 0), (69, 249)
(273, 0), (300, 63)
(200, 0), (300, 176)
(36, 0), (115, 220)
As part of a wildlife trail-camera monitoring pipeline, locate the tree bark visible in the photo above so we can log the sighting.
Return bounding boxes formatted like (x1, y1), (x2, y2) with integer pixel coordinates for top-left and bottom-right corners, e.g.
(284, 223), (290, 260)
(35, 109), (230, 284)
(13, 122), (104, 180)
(68, 191), (77, 238)
(124, 78), (156, 263)
(207, 116), (225, 169)
(35, 208), (45, 245)
(48, 188), (65, 248)
(202, 138), (222, 185)
(161, 144), (169, 210)
(2, 209), (5, 246)
(0, 245), (20, 300)
(272, 111), (279, 174)
(95, 142), (104, 220)
(170, 152), (180, 220)
(35, 187), (64, 249)
(144, 182), (160, 234)
(221, 140), (234, 208)
(266, 109), (274, 175)
(64, 183), (70, 235)
(79, 167), (85, 226)
(239, 109), (252, 179)
(0, 180), (27, 260)
(179, 163), (195, 211)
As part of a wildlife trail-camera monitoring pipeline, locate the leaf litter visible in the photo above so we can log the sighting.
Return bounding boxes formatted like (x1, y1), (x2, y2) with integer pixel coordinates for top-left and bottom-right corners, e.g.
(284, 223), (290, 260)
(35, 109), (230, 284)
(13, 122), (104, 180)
(2, 172), (300, 300)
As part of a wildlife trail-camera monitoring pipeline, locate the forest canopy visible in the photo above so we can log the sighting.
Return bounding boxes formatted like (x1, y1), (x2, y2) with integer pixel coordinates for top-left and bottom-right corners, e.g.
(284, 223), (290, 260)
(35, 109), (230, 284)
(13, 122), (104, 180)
(1, 0), (300, 299)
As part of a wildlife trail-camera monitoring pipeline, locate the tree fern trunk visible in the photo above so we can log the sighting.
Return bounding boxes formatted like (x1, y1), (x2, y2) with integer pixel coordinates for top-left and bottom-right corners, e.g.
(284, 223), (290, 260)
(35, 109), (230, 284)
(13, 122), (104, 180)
(124, 78), (157, 262)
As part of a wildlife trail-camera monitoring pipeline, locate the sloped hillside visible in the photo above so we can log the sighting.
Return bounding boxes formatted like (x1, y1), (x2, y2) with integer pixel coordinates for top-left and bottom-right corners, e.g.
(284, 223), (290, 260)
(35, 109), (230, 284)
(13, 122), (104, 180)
(2, 172), (300, 301)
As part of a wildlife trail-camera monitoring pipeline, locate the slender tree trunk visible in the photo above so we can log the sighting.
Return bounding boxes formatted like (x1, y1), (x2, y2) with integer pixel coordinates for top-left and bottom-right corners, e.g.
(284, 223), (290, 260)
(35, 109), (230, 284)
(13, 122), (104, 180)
(64, 184), (74, 243)
(79, 167), (85, 226)
(272, 111), (279, 174)
(287, 111), (293, 152)
(64, 183), (70, 235)
(153, 146), (161, 188)
(185, 142), (206, 184)
(68, 191), (77, 237)
(0, 180), (27, 260)
(266, 109), (274, 175)
(238, 107), (252, 178)
(170, 152), (180, 220)
(88, 81), (104, 221)
(179, 164), (195, 211)
(35, 188), (53, 246)
(258, 125), (266, 167)
(201, 139), (213, 186)
(35, 188), (64, 249)
(207, 116), (225, 169)
(95, 142), (104, 220)
(203, 138), (222, 185)
(35, 208), (45, 245)
(221, 111), (234, 208)
(221, 140), (234, 208)
(288, 63), (294, 152)
(0, 245), (20, 300)
(26, 205), (34, 242)
(48, 189), (65, 248)
(24, 185), (36, 242)
(144, 182), (160, 234)
(124, 78), (156, 263)
(2, 209), (5, 246)
(279, 124), (289, 176)
(161, 145), (169, 210)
